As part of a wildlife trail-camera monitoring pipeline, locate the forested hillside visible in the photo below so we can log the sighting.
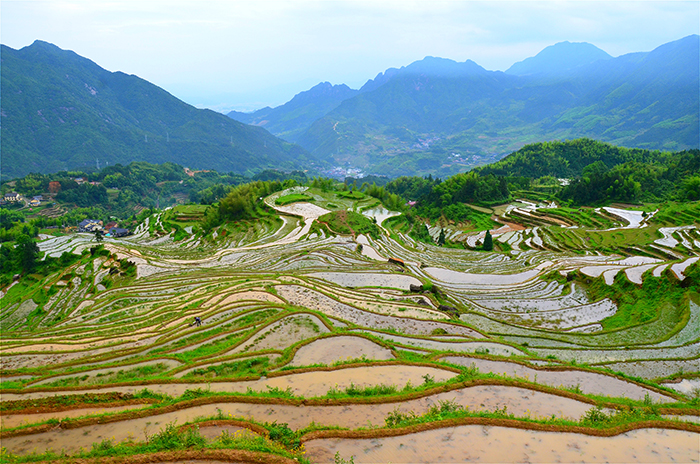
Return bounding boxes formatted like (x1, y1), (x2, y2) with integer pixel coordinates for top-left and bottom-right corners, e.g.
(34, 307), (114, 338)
(228, 82), (358, 142)
(0, 41), (317, 180)
(232, 36), (699, 178)
(383, 140), (700, 226)
(476, 139), (700, 204)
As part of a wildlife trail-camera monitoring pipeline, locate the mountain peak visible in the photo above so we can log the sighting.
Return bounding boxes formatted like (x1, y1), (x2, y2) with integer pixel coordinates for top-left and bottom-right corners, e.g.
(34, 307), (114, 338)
(359, 56), (486, 93)
(402, 56), (486, 77)
(1, 40), (312, 179)
(506, 41), (612, 76)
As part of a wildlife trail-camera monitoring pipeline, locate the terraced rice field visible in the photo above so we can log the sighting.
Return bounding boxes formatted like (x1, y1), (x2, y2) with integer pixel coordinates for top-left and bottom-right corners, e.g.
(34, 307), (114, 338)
(1, 188), (698, 463)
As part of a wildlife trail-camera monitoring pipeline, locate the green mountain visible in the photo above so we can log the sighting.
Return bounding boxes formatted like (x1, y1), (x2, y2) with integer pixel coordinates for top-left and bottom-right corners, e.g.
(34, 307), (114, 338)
(505, 41), (612, 76)
(245, 36), (698, 178)
(387, 139), (699, 223)
(0, 41), (317, 181)
(476, 138), (700, 179)
(227, 82), (357, 142)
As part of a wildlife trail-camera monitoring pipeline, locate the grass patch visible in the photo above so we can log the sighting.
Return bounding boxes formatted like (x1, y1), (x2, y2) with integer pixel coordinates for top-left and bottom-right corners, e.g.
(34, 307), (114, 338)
(317, 210), (381, 239)
(183, 357), (270, 379)
(590, 264), (698, 331)
(336, 191), (365, 200)
(275, 194), (314, 206)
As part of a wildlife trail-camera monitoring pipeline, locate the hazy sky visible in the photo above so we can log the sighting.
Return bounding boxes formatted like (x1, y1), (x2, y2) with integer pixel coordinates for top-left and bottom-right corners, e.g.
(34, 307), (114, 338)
(2, 1), (698, 112)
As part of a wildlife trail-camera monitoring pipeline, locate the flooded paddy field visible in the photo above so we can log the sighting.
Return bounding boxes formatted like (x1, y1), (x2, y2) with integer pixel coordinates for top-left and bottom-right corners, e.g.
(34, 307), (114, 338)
(2, 194), (698, 463)
(305, 426), (700, 463)
(441, 356), (676, 402)
(1, 384), (600, 455)
(1, 365), (458, 401)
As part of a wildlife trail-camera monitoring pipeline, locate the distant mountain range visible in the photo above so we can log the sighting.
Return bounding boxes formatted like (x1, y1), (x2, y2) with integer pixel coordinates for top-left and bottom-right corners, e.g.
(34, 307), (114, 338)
(229, 36), (699, 178)
(3, 37), (697, 182)
(1, 41), (317, 181)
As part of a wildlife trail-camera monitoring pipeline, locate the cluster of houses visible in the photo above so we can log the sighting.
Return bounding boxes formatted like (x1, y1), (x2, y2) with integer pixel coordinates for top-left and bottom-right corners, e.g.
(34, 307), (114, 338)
(1, 192), (44, 207)
(2, 177), (100, 206)
(78, 219), (129, 237)
(2, 191), (131, 238)
(73, 177), (101, 186)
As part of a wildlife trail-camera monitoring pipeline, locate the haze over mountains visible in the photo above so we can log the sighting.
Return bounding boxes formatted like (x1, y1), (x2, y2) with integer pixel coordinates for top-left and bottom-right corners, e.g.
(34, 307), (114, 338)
(1, 36), (698, 181)
(230, 35), (699, 177)
(1, 41), (317, 180)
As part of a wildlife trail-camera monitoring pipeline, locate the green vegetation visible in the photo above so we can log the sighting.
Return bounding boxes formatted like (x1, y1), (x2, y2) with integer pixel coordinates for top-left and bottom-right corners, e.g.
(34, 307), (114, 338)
(1, 138), (699, 464)
(587, 263), (699, 331)
(482, 230), (493, 251)
(0, 162), (265, 252)
(651, 202), (700, 226)
(293, 37), (697, 177)
(316, 210), (381, 239)
(276, 193), (314, 205)
(202, 180), (291, 232)
(479, 139), (700, 206)
(2, 41), (314, 181)
(336, 190), (365, 200)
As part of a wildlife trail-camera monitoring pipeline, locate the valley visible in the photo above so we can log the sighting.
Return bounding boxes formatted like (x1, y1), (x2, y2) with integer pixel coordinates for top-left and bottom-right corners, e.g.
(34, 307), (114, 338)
(1, 185), (698, 463)
(1, 26), (699, 464)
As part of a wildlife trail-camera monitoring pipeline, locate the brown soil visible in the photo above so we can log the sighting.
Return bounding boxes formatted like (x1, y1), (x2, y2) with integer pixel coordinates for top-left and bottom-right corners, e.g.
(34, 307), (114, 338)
(491, 216), (527, 231)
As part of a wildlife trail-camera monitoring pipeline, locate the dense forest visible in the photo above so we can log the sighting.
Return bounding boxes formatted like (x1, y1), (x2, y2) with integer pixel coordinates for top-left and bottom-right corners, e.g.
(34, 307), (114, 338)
(476, 139), (700, 204)
(373, 139), (700, 226)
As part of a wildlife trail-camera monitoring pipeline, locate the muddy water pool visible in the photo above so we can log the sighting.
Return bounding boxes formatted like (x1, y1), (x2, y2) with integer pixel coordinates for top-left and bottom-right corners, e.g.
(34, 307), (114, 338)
(442, 356), (675, 402)
(231, 314), (330, 354)
(305, 426), (700, 463)
(598, 358), (700, 379)
(1, 365), (456, 401)
(289, 336), (394, 365)
(474, 298), (617, 330)
(152, 461), (237, 464)
(661, 378), (700, 394)
(366, 332), (523, 357)
(2, 385), (597, 455)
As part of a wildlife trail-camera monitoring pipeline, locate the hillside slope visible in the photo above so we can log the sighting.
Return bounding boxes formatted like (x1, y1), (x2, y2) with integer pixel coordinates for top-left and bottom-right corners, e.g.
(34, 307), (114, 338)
(1, 41), (316, 180)
(292, 36), (699, 177)
(227, 82), (357, 143)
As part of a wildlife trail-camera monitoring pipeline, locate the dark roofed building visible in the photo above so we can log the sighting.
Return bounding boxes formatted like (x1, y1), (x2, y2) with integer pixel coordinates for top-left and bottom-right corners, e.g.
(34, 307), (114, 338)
(111, 228), (129, 237)
(78, 219), (103, 232)
(4, 192), (21, 202)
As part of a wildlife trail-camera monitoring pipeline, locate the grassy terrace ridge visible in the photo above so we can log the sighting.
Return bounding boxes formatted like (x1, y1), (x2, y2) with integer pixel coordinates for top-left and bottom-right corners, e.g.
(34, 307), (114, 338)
(0, 368), (693, 436)
(1, 181), (699, 462)
(314, 210), (381, 239)
(275, 193), (314, 206)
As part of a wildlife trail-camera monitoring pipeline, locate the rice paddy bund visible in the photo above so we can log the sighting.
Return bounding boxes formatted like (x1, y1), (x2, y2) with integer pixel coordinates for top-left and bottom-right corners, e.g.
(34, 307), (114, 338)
(1, 187), (699, 464)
